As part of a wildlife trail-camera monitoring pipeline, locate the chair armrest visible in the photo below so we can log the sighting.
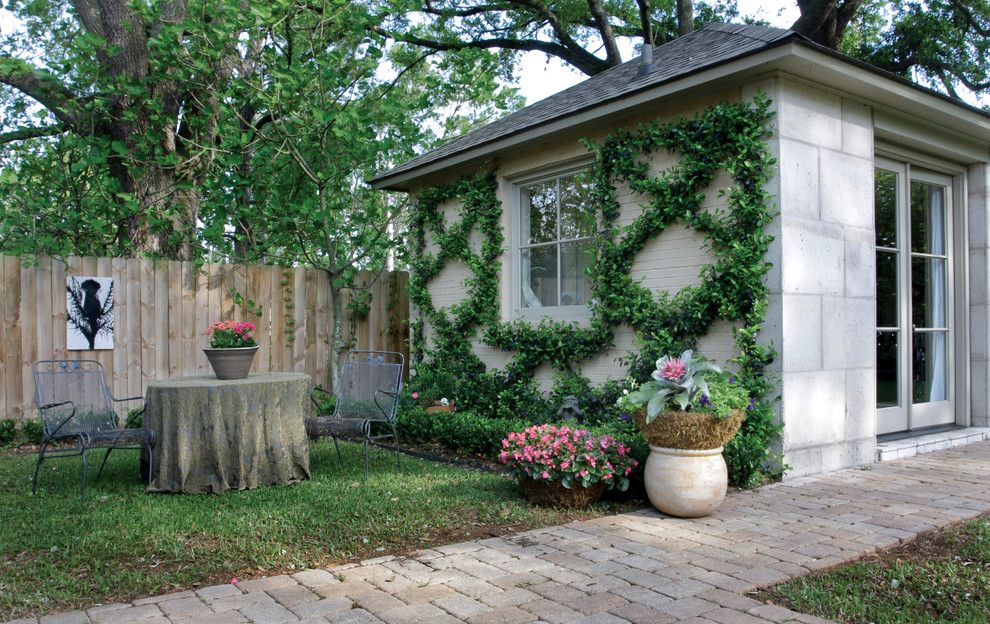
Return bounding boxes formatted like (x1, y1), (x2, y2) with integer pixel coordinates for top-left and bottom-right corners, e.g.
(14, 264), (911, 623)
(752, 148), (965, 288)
(112, 395), (144, 403)
(38, 400), (76, 439)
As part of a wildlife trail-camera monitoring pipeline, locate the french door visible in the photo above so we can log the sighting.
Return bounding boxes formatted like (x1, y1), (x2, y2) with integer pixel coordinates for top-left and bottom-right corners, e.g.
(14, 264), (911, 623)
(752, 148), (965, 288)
(875, 160), (955, 435)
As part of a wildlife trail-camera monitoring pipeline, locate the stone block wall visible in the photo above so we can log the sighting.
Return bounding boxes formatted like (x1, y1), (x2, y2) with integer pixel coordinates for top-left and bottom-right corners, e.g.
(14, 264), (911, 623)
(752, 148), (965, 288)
(970, 163), (990, 428)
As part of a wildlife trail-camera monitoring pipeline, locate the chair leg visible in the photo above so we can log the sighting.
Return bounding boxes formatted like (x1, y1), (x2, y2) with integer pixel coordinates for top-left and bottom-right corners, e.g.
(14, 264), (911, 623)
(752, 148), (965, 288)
(96, 448), (113, 482)
(363, 436), (370, 477)
(146, 443), (154, 486)
(332, 436), (342, 465)
(391, 422), (401, 469)
(81, 449), (88, 503)
(31, 444), (47, 496)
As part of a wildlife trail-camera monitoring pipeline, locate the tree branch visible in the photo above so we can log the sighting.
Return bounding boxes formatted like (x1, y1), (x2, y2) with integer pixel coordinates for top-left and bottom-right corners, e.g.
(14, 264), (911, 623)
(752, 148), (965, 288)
(586, 0), (621, 64)
(0, 56), (84, 130)
(0, 124), (68, 144)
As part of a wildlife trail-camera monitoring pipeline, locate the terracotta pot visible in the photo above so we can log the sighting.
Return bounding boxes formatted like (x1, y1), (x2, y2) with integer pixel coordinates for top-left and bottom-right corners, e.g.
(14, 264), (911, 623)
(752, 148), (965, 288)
(425, 404), (456, 413)
(519, 477), (606, 508)
(203, 346), (258, 380)
(644, 445), (727, 518)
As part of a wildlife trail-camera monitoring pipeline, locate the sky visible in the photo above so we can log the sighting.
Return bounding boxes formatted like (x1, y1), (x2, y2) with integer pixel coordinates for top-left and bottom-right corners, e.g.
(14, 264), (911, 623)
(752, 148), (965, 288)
(515, 0), (801, 103)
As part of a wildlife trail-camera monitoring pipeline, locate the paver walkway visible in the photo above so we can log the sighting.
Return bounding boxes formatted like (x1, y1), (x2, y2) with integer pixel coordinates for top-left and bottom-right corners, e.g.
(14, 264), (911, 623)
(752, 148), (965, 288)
(11, 442), (990, 624)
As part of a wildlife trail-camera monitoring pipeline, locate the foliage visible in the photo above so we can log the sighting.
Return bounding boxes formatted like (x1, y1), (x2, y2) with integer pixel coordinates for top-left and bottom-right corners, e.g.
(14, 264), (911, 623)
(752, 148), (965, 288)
(617, 349), (719, 420)
(499, 424), (638, 492)
(206, 321), (258, 349)
(0, 440), (631, 620)
(19, 419), (44, 446)
(406, 368), (460, 405)
(0, 420), (15, 447)
(407, 96), (781, 486)
(699, 374), (751, 421)
(398, 406), (531, 455)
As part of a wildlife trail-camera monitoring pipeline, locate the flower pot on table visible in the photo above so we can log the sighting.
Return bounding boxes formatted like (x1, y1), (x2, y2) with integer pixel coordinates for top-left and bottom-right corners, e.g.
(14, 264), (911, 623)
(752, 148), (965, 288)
(203, 346), (259, 380)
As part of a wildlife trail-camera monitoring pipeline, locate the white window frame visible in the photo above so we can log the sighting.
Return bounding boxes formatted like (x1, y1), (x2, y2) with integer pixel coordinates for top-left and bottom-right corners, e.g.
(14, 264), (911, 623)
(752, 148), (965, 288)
(509, 163), (596, 321)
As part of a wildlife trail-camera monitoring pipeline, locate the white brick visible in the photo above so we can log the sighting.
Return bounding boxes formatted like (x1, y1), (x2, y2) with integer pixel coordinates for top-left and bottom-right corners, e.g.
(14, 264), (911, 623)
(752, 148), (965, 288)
(781, 295), (822, 372)
(782, 370), (846, 448)
(781, 218), (845, 295)
(841, 99), (873, 159)
(844, 368), (876, 441)
(819, 149), (873, 229)
(844, 227), (876, 299)
(822, 296), (875, 370)
(778, 139), (820, 220)
(777, 80), (842, 150)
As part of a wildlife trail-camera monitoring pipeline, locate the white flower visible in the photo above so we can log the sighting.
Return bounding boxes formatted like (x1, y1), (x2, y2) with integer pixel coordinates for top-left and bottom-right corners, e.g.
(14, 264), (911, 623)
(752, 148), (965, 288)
(440, 397), (449, 406)
(623, 389), (629, 395)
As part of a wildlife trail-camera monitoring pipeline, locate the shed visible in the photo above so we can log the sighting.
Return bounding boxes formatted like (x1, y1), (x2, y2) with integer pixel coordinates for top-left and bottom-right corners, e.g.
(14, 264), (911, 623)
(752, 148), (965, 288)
(372, 23), (990, 478)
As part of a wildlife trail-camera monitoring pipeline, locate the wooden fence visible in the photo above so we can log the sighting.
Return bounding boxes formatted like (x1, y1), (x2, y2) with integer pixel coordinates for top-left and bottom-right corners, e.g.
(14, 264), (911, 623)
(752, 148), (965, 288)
(0, 255), (409, 420)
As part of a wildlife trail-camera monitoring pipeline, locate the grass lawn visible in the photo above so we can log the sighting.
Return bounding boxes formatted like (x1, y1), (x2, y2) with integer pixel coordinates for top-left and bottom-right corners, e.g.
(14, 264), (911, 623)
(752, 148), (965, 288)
(0, 440), (632, 620)
(765, 515), (990, 624)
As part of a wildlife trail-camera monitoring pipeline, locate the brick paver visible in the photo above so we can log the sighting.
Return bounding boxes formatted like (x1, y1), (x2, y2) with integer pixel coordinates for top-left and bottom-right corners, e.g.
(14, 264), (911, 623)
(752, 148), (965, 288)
(9, 442), (990, 624)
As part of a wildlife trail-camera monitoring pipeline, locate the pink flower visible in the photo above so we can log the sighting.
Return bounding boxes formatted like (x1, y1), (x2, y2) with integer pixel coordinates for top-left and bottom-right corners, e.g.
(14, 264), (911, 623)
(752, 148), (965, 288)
(541, 471), (550, 480)
(656, 358), (687, 381)
(411, 392), (420, 399)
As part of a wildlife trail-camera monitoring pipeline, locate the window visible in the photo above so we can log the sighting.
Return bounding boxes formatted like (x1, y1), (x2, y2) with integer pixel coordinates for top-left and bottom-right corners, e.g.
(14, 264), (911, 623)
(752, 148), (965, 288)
(518, 171), (596, 310)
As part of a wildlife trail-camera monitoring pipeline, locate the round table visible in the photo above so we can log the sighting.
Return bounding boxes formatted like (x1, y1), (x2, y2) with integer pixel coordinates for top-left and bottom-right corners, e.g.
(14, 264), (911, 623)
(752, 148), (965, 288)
(146, 373), (312, 494)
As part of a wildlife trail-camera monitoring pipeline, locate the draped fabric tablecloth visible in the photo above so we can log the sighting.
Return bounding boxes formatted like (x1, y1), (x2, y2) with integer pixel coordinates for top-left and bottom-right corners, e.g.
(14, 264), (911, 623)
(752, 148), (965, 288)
(146, 373), (311, 494)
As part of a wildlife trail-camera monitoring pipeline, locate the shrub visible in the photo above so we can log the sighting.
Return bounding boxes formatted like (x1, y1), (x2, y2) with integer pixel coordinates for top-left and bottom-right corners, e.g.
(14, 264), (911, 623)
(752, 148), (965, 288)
(20, 419), (44, 445)
(0, 419), (16, 446)
(499, 424), (637, 491)
(206, 320), (257, 348)
(398, 406), (530, 455)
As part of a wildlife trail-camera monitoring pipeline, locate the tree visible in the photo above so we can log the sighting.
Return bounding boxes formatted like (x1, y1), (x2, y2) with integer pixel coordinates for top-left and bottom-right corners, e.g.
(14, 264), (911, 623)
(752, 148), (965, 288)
(372, 0), (990, 100)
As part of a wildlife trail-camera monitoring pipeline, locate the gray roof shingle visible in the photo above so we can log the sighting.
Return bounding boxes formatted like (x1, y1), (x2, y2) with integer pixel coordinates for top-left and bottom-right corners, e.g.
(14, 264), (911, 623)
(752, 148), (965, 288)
(371, 23), (796, 186)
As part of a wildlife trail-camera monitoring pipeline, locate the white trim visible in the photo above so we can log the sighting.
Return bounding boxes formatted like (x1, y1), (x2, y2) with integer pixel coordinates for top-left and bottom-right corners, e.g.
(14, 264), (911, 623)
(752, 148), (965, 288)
(508, 163), (595, 322)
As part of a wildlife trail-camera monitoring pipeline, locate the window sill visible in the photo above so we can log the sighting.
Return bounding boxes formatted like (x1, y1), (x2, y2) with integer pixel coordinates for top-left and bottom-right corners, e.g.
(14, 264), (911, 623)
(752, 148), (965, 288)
(512, 306), (593, 323)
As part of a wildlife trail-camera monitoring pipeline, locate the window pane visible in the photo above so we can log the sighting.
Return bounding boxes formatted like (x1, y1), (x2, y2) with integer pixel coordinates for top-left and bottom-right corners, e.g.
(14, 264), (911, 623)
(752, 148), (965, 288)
(910, 181), (946, 255)
(560, 240), (593, 306)
(559, 173), (596, 239)
(877, 331), (899, 408)
(913, 331), (948, 403)
(521, 245), (557, 307)
(875, 169), (898, 248)
(877, 250), (898, 328)
(523, 181), (557, 244)
(911, 256), (947, 330)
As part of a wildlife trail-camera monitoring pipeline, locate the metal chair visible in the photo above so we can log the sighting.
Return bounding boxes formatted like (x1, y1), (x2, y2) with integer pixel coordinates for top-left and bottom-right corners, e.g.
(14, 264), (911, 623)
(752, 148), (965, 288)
(306, 350), (404, 476)
(32, 360), (156, 501)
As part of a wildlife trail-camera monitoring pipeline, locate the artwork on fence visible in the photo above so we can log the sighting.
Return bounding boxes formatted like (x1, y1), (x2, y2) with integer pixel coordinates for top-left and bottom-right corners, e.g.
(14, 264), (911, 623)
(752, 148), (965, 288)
(66, 276), (114, 350)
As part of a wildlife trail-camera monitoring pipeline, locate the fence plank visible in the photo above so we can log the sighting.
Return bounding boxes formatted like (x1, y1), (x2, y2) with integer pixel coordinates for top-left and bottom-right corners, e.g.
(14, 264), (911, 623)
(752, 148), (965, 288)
(1, 255), (409, 419)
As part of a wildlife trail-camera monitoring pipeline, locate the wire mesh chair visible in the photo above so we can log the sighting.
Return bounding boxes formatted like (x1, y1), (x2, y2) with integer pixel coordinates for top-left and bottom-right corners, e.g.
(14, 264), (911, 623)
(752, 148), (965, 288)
(32, 360), (156, 501)
(306, 350), (404, 476)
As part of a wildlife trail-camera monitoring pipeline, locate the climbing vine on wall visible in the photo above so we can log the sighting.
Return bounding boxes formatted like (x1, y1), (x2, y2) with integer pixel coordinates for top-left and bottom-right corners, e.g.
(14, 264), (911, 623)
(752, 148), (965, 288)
(407, 94), (781, 485)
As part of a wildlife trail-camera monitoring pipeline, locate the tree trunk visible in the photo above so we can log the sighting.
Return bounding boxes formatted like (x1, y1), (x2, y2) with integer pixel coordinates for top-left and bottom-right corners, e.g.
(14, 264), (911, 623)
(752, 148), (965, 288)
(792, 0), (863, 49)
(677, 0), (694, 36)
(328, 276), (344, 392)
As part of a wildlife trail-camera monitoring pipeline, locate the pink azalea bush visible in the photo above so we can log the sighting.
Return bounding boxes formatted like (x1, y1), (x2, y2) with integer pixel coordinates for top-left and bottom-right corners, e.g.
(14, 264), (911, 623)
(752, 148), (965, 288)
(207, 320), (257, 348)
(499, 424), (638, 491)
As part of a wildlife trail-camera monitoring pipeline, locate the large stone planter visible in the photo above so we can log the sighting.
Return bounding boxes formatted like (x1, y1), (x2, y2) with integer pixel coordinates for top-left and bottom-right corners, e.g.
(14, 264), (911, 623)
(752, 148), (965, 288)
(644, 445), (728, 518)
(203, 346), (258, 380)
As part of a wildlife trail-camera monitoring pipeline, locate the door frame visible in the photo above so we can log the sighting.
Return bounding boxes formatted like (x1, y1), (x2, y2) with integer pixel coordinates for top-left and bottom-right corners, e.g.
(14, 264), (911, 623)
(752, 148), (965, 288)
(874, 154), (969, 434)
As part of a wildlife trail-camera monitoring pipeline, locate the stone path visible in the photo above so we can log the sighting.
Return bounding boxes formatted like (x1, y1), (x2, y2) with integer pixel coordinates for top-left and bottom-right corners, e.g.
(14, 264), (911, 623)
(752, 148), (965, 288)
(10, 442), (990, 624)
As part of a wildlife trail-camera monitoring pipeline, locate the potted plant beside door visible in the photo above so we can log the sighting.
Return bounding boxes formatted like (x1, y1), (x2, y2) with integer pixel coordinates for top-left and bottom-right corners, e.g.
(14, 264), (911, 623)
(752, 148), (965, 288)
(204, 320), (259, 380)
(617, 350), (749, 517)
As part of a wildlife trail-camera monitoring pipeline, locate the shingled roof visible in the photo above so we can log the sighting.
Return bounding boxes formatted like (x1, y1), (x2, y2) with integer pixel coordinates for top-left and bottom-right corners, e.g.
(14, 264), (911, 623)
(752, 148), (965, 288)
(370, 23), (798, 187)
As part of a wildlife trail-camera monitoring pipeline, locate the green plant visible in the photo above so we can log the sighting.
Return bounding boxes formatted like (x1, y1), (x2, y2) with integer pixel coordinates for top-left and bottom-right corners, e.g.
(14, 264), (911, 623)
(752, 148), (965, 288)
(206, 320), (258, 348)
(499, 424), (637, 491)
(124, 409), (143, 429)
(407, 96), (780, 486)
(0, 419), (16, 447)
(20, 419), (43, 445)
(616, 350), (720, 421)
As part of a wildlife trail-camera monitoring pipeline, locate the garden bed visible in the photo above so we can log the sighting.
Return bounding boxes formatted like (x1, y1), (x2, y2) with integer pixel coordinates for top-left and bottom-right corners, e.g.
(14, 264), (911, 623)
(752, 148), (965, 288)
(0, 439), (638, 621)
(761, 514), (990, 623)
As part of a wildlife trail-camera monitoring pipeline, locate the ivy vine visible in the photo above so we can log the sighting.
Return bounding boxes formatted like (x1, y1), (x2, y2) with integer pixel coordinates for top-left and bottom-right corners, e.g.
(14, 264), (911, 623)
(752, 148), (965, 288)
(407, 94), (782, 485)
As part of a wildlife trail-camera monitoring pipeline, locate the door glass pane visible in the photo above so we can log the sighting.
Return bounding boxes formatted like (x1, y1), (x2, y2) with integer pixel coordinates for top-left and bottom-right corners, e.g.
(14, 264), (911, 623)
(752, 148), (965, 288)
(911, 257), (948, 329)
(559, 174), (596, 239)
(877, 332), (899, 408)
(875, 169), (898, 248)
(523, 181), (557, 244)
(560, 240), (593, 306)
(913, 331), (948, 403)
(521, 245), (557, 307)
(911, 181), (946, 255)
(877, 251), (898, 327)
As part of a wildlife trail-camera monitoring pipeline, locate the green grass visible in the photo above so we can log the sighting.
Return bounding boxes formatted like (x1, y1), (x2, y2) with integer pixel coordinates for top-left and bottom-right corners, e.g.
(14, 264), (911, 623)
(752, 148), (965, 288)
(0, 441), (626, 620)
(767, 516), (990, 624)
